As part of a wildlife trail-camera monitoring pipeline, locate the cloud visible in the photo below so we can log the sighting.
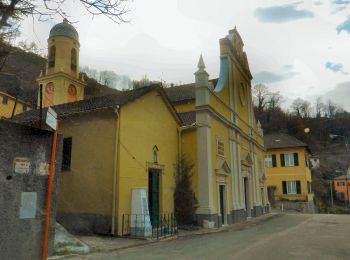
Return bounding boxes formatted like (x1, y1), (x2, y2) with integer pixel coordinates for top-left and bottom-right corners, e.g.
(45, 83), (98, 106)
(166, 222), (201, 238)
(253, 65), (298, 84)
(333, 0), (350, 5)
(331, 0), (350, 13)
(313, 1), (323, 6)
(254, 2), (314, 23)
(325, 62), (348, 74)
(323, 81), (350, 111)
(337, 16), (350, 33)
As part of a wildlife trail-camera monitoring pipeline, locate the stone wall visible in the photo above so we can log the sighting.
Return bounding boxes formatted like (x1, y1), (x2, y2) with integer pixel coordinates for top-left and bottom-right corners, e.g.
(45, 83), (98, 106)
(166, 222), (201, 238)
(0, 120), (62, 260)
(275, 200), (315, 213)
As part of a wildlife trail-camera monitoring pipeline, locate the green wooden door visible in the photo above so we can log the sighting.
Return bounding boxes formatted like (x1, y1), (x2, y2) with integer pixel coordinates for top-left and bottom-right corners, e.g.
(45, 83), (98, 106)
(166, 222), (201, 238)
(148, 169), (160, 227)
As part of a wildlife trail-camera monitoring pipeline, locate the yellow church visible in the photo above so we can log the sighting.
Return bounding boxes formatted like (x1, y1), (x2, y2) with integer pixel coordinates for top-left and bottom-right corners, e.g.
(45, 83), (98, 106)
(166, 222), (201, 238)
(15, 20), (269, 235)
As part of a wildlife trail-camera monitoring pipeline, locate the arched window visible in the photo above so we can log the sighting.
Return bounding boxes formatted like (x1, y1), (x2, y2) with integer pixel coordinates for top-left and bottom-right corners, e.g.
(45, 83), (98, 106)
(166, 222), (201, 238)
(44, 82), (54, 107)
(48, 46), (56, 68)
(71, 48), (77, 71)
(67, 84), (77, 102)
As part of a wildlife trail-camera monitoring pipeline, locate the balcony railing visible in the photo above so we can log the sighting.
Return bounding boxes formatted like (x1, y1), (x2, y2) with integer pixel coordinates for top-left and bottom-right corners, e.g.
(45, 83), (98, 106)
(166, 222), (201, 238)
(122, 213), (178, 239)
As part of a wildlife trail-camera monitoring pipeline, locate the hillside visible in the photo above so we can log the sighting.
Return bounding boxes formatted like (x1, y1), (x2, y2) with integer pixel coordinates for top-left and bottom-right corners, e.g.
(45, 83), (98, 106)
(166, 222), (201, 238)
(0, 47), (119, 106)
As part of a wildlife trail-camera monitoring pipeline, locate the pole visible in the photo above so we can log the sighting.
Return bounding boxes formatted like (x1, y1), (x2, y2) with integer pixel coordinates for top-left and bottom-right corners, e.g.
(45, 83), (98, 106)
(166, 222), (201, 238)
(42, 125), (58, 260)
(330, 180), (333, 208)
(347, 175), (350, 207)
(39, 84), (43, 128)
(11, 96), (18, 119)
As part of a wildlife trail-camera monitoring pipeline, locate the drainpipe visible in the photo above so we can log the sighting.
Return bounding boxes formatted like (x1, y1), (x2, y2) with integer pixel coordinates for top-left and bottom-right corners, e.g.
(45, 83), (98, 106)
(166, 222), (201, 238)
(111, 106), (120, 235)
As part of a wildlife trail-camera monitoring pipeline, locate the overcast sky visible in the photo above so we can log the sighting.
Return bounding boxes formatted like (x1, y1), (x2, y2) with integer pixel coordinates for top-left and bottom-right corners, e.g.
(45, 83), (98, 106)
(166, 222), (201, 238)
(19, 0), (350, 110)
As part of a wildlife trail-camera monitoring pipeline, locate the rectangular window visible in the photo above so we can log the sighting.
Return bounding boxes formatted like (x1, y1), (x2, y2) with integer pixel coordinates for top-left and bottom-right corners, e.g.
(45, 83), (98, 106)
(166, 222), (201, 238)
(282, 180), (301, 194)
(217, 138), (225, 157)
(280, 153), (299, 167)
(338, 181), (345, 186)
(62, 137), (72, 171)
(264, 154), (276, 168)
(2, 96), (8, 104)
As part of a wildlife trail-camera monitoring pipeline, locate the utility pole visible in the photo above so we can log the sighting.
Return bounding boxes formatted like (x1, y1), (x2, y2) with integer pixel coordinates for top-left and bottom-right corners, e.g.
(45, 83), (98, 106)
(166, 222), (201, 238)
(347, 174), (350, 207)
(329, 180), (334, 208)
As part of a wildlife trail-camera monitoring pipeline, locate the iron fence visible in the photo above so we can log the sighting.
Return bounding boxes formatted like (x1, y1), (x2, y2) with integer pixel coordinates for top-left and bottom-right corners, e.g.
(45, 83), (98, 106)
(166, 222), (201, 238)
(122, 213), (177, 239)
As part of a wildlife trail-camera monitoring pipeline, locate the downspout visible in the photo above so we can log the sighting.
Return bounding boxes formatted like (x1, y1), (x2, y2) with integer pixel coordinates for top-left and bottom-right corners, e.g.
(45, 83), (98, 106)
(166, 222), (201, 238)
(111, 106), (120, 235)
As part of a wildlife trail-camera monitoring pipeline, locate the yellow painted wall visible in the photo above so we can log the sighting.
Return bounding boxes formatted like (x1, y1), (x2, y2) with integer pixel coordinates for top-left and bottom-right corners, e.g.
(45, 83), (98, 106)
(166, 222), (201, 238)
(209, 83), (231, 122)
(181, 129), (198, 196)
(38, 35), (85, 107)
(57, 110), (116, 216)
(0, 92), (31, 118)
(37, 75), (85, 107)
(47, 36), (80, 78)
(265, 147), (314, 201)
(210, 117), (232, 214)
(117, 90), (179, 235)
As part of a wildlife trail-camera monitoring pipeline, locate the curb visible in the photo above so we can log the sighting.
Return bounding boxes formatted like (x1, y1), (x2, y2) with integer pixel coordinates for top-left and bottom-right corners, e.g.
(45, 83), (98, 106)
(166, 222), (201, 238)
(49, 213), (282, 259)
(176, 212), (282, 239)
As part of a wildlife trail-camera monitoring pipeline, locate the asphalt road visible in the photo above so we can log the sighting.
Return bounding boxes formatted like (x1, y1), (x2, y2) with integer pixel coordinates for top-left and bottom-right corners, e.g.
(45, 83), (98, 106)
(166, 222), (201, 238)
(69, 213), (350, 260)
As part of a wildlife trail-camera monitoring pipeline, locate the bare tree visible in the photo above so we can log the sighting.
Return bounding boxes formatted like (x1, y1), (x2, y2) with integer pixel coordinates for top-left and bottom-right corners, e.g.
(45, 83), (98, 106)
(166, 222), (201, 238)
(315, 97), (324, 118)
(291, 98), (311, 118)
(325, 99), (344, 118)
(253, 84), (269, 112)
(267, 91), (282, 111)
(0, 0), (131, 70)
(0, 0), (131, 30)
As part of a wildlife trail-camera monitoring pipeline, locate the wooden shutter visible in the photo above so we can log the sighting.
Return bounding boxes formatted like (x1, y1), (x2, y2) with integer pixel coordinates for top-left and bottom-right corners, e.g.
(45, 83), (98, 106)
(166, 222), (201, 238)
(294, 153), (299, 166)
(62, 137), (72, 171)
(272, 154), (277, 167)
(282, 181), (287, 194)
(296, 181), (301, 194)
(280, 154), (285, 167)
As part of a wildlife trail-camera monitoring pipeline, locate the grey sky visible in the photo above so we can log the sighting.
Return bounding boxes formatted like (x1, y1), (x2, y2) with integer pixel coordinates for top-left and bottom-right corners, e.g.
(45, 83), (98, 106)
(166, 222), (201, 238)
(19, 0), (350, 109)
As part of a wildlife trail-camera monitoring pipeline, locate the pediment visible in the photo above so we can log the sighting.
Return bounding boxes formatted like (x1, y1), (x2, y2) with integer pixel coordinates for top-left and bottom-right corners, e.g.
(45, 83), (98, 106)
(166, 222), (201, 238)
(215, 159), (231, 176)
(241, 153), (253, 167)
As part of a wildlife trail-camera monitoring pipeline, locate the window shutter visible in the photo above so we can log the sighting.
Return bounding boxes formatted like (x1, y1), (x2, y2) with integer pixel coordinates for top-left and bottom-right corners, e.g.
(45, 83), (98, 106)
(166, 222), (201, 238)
(294, 153), (299, 166)
(296, 181), (301, 194)
(280, 154), (285, 167)
(282, 181), (287, 194)
(272, 154), (277, 167)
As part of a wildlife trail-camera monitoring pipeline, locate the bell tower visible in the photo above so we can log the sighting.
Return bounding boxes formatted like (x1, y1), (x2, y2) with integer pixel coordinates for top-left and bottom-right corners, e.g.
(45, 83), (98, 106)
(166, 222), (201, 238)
(37, 18), (85, 107)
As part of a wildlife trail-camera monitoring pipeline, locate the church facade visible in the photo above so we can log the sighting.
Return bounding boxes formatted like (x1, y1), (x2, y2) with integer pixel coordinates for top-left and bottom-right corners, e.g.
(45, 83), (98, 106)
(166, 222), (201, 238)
(16, 20), (269, 235)
(168, 28), (268, 226)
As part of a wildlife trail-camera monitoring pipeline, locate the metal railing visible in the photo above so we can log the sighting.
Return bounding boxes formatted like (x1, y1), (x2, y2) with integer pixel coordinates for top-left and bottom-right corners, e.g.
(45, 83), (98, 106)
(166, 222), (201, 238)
(122, 213), (177, 239)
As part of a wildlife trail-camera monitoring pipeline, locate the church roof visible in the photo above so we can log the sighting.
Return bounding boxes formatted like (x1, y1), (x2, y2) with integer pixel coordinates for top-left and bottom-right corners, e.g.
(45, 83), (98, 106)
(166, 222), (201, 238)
(164, 78), (218, 104)
(164, 83), (195, 104)
(14, 86), (158, 124)
(178, 111), (195, 126)
(49, 18), (79, 42)
(264, 133), (308, 150)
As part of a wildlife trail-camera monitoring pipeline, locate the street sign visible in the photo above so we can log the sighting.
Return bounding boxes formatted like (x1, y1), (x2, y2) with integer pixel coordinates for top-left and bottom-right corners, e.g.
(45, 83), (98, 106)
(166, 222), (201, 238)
(46, 107), (57, 130)
(14, 157), (31, 174)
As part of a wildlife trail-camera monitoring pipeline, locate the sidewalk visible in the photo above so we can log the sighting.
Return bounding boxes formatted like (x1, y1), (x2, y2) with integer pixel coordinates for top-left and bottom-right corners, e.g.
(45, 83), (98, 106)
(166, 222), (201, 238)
(49, 212), (281, 259)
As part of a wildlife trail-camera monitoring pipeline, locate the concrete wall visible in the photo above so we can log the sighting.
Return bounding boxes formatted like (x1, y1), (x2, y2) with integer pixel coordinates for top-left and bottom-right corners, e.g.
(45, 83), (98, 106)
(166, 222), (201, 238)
(0, 119), (62, 260)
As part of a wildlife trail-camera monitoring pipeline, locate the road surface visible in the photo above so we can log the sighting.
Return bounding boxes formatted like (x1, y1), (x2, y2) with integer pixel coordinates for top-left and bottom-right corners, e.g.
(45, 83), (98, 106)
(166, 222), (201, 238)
(67, 213), (350, 260)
